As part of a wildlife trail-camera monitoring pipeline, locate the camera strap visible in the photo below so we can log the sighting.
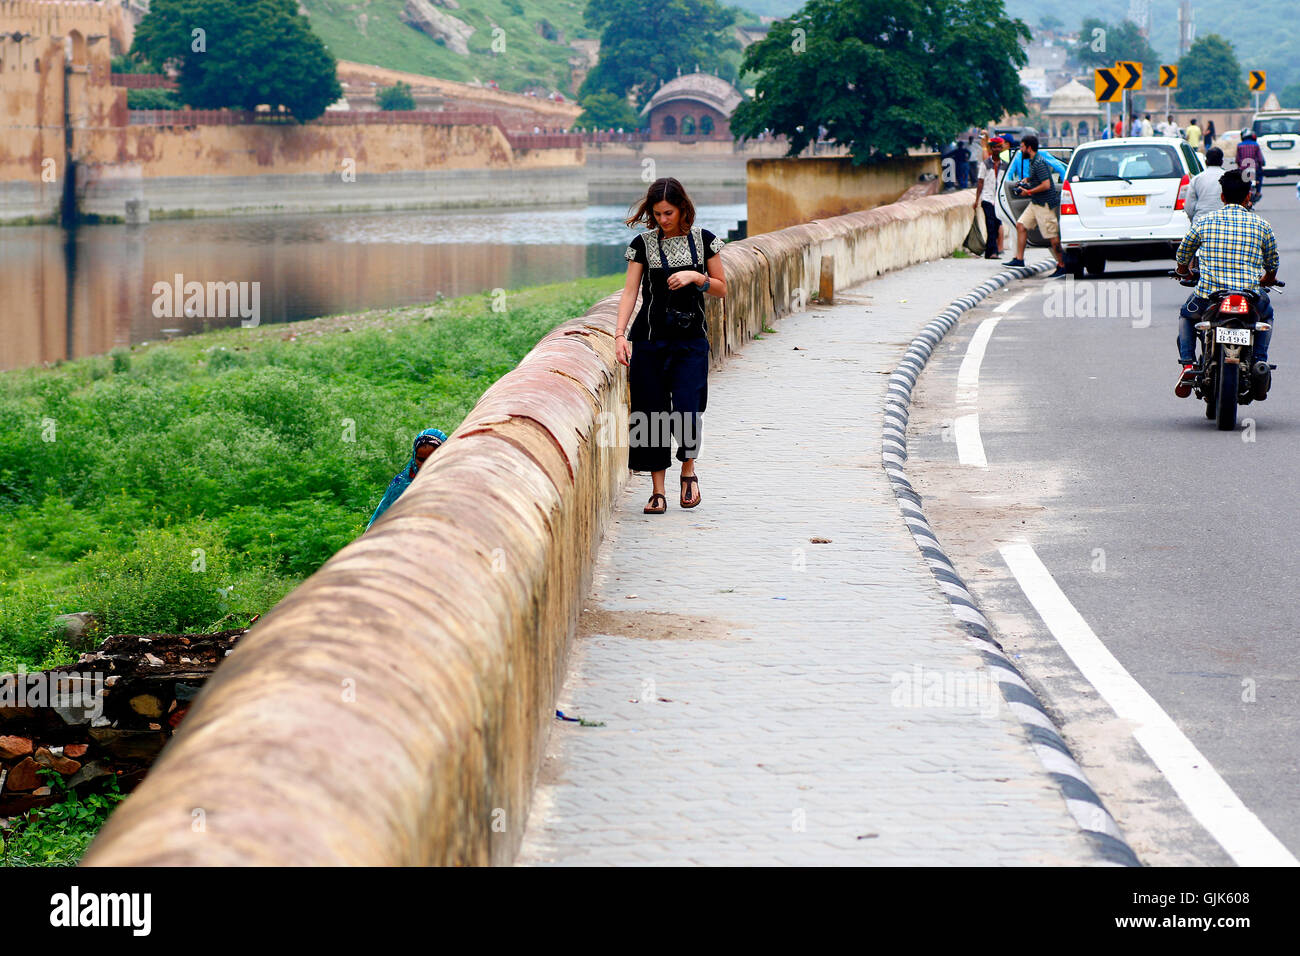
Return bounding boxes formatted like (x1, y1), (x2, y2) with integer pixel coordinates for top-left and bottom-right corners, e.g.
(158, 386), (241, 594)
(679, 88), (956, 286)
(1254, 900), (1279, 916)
(656, 227), (699, 274)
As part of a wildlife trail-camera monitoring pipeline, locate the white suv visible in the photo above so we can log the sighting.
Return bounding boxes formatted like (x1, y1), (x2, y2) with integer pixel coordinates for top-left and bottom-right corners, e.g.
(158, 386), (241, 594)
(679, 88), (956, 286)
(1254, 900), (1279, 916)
(1251, 111), (1300, 177)
(1058, 137), (1200, 278)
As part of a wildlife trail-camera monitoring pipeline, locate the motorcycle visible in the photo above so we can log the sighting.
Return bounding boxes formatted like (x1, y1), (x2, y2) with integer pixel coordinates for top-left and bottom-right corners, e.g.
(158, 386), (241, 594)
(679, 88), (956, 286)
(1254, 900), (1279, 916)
(1171, 271), (1284, 430)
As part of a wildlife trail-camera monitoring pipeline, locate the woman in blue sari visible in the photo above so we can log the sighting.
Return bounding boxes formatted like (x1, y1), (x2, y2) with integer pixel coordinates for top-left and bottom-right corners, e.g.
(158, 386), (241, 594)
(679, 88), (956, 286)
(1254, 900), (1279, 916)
(366, 428), (447, 531)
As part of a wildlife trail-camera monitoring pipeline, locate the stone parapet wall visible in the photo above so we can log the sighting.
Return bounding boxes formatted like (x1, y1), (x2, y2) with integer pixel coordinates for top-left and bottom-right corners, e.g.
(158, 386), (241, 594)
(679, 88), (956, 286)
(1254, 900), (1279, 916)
(81, 191), (973, 866)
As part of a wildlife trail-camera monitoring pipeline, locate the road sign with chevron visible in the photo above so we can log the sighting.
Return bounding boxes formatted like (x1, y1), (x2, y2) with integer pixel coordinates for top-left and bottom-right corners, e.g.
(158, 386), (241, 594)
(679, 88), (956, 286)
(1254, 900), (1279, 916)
(1250, 70), (1266, 91)
(1159, 65), (1178, 88)
(1116, 61), (1143, 91)
(1094, 67), (1122, 103)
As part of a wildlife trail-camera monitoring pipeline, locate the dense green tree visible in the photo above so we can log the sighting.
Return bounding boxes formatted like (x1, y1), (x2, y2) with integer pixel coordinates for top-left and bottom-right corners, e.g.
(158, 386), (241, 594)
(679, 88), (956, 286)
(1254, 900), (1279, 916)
(573, 92), (640, 131)
(376, 82), (416, 111)
(1278, 81), (1300, 110)
(127, 88), (183, 110)
(579, 0), (739, 107)
(730, 0), (1029, 163)
(1178, 34), (1250, 110)
(1072, 17), (1158, 71)
(131, 0), (342, 121)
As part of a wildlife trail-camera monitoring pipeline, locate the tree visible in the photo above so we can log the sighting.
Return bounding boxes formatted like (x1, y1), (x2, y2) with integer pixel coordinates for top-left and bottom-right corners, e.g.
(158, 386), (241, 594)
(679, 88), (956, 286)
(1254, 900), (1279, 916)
(573, 92), (640, 131)
(1178, 34), (1250, 110)
(1072, 18), (1158, 72)
(1278, 81), (1300, 110)
(377, 82), (416, 111)
(579, 0), (739, 107)
(131, 0), (342, 121)
(730, 0), (1029, 164)
(127, 88), (182, 109)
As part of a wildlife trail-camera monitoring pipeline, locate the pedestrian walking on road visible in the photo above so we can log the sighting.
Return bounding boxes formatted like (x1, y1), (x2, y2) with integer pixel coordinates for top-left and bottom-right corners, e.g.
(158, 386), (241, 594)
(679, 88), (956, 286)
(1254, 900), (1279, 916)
(615, 178), (727, 514)
(1004, 134), (1065, 276)
(1140, 114), (1155, 137)
(1186, 118), (1203, 150)
(366, 428), (447, 531)
(1205, 120), (1217, 149)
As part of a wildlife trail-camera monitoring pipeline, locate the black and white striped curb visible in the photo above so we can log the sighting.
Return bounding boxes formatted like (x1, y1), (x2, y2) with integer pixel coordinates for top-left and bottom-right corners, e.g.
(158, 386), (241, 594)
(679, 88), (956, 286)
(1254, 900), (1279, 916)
(881, 259), (1142, 868)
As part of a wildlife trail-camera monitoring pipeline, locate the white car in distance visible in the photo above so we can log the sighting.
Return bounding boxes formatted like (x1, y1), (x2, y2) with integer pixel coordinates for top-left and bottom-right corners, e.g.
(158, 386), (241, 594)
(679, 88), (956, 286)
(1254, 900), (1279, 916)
(1058, 137), (1201, 279)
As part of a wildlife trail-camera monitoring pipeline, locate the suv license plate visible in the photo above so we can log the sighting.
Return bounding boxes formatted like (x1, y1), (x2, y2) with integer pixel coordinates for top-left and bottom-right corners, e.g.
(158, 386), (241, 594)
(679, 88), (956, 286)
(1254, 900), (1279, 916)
(1216, 327), (1252, 345)
(1105, 195), (1146, 207)
(1271, 139), (1295, 149)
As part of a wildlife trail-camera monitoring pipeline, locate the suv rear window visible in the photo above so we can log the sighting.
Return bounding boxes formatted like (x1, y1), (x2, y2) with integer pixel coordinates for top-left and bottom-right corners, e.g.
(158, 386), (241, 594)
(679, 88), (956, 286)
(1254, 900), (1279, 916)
(1069, 144), (1183, 181)
(1254, 118), (1300, 135)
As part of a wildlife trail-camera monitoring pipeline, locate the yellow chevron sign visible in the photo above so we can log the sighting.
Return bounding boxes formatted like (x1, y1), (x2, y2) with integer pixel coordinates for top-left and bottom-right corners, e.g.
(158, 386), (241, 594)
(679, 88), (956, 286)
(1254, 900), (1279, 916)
(1250, 70), (1266, 91)
(1116, 61), (1143, 91)
(1094, 67), (1122, 103)
(1159, 65), (1178, 88)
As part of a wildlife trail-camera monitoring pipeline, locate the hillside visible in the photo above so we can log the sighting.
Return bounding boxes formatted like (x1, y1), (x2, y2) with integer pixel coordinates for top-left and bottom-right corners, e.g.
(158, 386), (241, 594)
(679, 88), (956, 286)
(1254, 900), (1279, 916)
(302, 0), (764, 96)
(1004, 0), (1300, 95)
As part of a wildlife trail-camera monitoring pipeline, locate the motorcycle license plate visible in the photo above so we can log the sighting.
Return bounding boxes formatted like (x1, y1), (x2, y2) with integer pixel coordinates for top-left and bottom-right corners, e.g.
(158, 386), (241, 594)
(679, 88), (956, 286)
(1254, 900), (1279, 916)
(1105, 195), (1146, 207)
(1216, 328), (1252, 345)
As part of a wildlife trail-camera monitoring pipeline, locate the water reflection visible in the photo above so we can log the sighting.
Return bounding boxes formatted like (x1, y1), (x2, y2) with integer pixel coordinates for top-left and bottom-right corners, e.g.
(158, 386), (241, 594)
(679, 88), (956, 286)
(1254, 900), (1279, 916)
(0, 200), (745, 372)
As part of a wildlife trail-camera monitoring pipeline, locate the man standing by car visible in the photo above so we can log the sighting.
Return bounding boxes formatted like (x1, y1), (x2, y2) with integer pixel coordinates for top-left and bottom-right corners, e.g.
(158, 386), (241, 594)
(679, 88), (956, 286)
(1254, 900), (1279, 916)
(1173, 170), (1280, 397)
(1185, 147), (1227, 223)
(1004, 135), (1066, 276)
(974, 137), (1006, 259)
(1186, 118), (1203, 151)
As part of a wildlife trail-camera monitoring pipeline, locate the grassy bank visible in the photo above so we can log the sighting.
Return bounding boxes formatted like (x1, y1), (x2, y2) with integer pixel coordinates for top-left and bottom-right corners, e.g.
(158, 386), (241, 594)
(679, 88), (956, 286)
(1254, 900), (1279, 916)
(0, 274), (622, 673)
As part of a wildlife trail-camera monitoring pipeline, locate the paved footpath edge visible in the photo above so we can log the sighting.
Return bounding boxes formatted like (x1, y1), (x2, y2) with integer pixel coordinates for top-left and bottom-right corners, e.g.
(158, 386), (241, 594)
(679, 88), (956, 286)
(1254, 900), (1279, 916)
(881, 259), (1143, 868)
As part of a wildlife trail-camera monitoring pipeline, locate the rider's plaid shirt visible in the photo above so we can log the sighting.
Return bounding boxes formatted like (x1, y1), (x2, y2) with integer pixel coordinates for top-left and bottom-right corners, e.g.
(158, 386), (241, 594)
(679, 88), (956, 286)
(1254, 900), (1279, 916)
(1176, 203), (1280, 298)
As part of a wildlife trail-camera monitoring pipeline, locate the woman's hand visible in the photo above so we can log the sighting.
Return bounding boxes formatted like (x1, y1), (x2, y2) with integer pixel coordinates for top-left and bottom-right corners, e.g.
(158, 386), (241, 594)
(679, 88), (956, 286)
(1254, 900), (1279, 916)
(616, 335), (631, 367)
(666, 270), (705, 290)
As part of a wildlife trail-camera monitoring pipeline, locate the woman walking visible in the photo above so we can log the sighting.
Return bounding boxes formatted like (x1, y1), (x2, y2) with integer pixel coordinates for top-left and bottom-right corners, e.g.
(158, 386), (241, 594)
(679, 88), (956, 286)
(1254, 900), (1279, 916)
(615, 178), (726, 514)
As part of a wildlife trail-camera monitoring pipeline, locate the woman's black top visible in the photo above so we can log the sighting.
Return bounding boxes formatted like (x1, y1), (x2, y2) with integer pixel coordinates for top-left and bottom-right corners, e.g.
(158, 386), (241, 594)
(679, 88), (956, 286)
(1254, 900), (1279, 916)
(624, 225), (724, 342)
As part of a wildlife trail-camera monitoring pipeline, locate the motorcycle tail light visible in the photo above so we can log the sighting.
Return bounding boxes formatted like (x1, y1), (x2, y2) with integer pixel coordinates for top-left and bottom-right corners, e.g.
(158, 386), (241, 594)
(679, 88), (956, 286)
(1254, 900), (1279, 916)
(1174, 174), (1191, 210)
(1256, 322), (1272, 331)
(1220, 295), (1250, 314)
(1195, 321), (1211, 330)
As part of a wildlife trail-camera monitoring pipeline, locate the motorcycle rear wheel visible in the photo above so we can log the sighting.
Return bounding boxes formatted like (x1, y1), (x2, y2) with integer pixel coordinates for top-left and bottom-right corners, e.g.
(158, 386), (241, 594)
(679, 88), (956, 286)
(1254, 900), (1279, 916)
(1216, 354), (1239, 430)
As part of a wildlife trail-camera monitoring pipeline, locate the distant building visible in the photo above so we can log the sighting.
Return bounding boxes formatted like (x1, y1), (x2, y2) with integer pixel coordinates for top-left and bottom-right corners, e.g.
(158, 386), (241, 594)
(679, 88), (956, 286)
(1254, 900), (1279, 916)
(639, 70), (743, 141)
(1043, 79), (1102, 146)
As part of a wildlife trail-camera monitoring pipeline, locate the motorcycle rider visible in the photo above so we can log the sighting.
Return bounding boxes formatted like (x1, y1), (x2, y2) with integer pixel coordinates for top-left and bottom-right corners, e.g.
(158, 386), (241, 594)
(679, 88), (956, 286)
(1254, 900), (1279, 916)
(1173, 169), (1280, 396)
(1235, 129), (1266, 201)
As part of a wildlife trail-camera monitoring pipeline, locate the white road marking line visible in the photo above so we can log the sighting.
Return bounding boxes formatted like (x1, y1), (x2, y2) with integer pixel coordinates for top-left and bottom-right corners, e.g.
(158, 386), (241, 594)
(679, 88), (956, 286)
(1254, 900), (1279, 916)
(999, 540), (1299, 868)
(993, 291), (1029, 313)
(954, 414), (986, 467)
(954, 315), (1002, 466)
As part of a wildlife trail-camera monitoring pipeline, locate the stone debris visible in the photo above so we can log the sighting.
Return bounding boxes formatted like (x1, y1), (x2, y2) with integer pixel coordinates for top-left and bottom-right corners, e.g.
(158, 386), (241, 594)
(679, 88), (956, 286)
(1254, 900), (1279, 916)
(0, 628), (247, 815)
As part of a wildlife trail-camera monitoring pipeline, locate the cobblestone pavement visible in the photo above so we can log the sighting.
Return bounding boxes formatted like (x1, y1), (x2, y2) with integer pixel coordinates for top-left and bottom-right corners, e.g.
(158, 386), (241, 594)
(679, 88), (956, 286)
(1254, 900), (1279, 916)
(516, 257), (1097, 866)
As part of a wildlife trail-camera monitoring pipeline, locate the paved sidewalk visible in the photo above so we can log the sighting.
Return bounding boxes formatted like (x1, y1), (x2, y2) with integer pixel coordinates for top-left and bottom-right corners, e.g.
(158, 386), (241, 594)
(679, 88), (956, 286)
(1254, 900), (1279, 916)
(516, 256), (1095, 865)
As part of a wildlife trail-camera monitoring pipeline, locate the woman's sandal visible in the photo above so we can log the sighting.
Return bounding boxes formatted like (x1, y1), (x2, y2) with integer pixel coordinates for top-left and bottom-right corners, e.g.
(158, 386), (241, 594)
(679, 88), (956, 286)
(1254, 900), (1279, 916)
(643, 493), (667, 515)
(680, 474), (701, 509)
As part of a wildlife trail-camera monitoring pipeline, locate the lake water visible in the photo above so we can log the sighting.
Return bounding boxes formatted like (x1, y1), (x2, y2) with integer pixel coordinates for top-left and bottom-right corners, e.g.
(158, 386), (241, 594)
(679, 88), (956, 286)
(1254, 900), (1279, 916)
(0, 199), (746, 372)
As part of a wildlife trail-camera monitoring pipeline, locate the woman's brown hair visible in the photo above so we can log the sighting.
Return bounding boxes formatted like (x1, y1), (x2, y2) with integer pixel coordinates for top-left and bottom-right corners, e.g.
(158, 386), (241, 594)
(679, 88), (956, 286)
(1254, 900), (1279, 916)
(624, 177), (696, 232)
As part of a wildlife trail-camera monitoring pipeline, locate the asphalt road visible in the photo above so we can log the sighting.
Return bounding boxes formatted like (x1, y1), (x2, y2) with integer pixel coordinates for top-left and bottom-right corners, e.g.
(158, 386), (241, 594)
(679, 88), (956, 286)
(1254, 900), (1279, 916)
(909, 177), (1300, 865)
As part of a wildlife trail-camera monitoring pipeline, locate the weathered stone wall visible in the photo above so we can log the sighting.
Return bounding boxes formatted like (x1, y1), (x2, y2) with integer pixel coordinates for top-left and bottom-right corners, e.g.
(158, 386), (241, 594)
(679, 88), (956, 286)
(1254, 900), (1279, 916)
(73, 124), (585, 218)
(0, 6), (585, 223)
(747, 155), (943, 235)
(81, 191), (974, 866)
